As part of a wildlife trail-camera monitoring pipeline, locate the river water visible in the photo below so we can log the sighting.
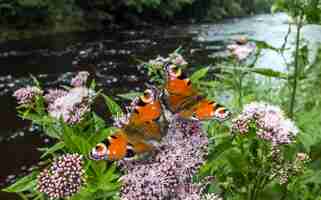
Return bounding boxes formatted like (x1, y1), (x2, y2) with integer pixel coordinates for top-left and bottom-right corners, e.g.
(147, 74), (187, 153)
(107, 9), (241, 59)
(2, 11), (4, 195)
(0, 13), (320, 199)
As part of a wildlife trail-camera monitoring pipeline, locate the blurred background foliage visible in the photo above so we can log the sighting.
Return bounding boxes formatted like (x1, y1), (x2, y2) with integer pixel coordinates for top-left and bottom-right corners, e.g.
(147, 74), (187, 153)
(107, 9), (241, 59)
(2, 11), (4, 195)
(0, 0), (275, 30)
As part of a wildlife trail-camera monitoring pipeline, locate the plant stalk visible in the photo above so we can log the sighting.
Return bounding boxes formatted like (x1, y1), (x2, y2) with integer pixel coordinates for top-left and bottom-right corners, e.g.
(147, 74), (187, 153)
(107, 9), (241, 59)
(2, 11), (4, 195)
(289, 15), (302, 119)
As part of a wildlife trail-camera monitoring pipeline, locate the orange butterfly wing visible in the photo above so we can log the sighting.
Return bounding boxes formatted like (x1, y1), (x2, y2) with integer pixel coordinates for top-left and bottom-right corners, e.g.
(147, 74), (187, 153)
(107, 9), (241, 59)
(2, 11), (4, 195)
(104, 132), (128, 161)
(129, 101), (161, 123)
(164, 65), (230, 121)
(90, 89), (162, 161)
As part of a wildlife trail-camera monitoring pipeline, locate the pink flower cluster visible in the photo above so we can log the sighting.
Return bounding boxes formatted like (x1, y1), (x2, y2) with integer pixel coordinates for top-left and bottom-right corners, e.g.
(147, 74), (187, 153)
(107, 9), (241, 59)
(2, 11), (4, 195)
(119, 119), (209, 200)
(70, 71), (90, 87)
(13, 86), (43, 104)
(232, 102), (299, 145)
(47, 87), (94, 124)
(44, 89), (68, 104)
(147, 52), (188, 68)
(227, 43), (256, 61)
(37, 154), (86, 199)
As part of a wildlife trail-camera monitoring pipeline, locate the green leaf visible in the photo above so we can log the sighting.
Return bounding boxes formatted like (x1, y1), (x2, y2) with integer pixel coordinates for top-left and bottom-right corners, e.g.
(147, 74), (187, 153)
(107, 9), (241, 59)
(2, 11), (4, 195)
(207, 136), (234, 160)
(297, 131), (316, 152)
(249, 68), (288, 79)
(91, 161), (107, 177)
(174, 46), (183, 54)
(92, 113), (106, 131)
(101, 94), (123, 118)
(302, 170), (321, 184)
(190, 67), (209, 83)
(90, 79), (96, 90)
(117, 92), (142, 100)
(90, 127), (117, 145)
(3, 172), (38, 193)
(252, 40), (279, 51)
(40, 141), (65, 159)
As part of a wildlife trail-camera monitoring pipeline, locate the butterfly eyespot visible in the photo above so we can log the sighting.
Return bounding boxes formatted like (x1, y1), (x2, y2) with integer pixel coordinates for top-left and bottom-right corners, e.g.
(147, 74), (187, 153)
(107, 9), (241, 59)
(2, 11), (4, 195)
(140, 89), (154, 103)
(94, 143), (107, 156)
(125, 148), (135, 158)
(191, 112), (200, 121)
(89, 143), (108, 160)
(214, 108), (231, 121)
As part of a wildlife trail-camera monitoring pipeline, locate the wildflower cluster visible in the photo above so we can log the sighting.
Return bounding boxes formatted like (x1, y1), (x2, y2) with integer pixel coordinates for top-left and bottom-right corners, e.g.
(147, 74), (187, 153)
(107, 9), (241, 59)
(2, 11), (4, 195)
(13, 86), (43, 104)
(227, 38), (256, 61)
(71, 71), (90, 87)
(232, 102), (299, 145)
(37, 154), (86, 199)
(119, 118), (209, 200)
(44, 89), (68, 104)
(147, 52), (188, 69)
(47, 87), (94, 124)
(13, 71), (95, 125)
(272, 152), (310, 185)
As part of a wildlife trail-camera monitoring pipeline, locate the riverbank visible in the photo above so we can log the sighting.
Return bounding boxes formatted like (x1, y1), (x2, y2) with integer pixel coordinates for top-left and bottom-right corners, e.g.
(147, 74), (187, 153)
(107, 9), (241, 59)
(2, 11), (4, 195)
(0, 0), (274, 42)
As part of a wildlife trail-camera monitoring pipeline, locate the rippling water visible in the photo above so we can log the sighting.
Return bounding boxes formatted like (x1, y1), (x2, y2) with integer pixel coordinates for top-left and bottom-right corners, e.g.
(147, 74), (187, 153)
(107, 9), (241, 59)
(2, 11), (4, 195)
(0, 13), (320, 199)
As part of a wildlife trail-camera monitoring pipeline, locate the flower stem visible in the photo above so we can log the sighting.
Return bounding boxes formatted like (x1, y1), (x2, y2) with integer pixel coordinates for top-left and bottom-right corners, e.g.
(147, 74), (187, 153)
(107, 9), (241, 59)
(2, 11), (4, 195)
(289, 15), (303, 119)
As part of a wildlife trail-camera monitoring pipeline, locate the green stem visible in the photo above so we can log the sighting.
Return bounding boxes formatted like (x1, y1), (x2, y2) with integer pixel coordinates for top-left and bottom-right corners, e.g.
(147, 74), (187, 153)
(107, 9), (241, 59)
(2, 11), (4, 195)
(289, 15), (302, 119)
(280, 184), (289, 200)
(239, 73), (243, 108)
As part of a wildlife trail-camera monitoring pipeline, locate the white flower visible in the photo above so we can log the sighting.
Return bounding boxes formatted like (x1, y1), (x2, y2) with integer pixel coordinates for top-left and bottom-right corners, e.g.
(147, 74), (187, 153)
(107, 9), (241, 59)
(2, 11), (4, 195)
(48, 87), (94, 124)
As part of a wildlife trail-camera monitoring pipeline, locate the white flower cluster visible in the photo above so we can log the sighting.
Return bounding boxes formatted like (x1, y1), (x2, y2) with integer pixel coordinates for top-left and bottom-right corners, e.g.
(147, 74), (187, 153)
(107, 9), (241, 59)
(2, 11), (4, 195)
(232, 102), (299, 145)
(48, 87), (95, 124)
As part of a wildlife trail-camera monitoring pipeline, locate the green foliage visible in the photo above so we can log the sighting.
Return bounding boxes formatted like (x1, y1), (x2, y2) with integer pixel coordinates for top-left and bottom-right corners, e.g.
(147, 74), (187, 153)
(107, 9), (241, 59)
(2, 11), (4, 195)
(272, 0), (321, 23)
(3, 81), (122, 199)
(204, 0), (274, 20)
(0, 0), (275, 31)
(0, 0), (79, 27)
(0, 0), (195, 28)
(3, 172), (38, 193)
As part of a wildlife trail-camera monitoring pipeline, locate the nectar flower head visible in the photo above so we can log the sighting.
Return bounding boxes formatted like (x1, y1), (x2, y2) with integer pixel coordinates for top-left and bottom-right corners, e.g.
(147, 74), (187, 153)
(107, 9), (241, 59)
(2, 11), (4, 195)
(71, 71), (90, 87)
(44, 89), (68, 104)
(227, 42), (256, 61)
(13, 86), (43, 105)
(48, 87), (94, 124)
(37, 154), (85, 199)
(119, 119), (208, 200)
(232, 102), (299, 145)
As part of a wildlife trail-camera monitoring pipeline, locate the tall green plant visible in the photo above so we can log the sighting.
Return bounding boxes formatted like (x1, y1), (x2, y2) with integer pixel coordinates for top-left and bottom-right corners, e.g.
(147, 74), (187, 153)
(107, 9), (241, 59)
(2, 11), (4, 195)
(273, 0), (321, 118)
